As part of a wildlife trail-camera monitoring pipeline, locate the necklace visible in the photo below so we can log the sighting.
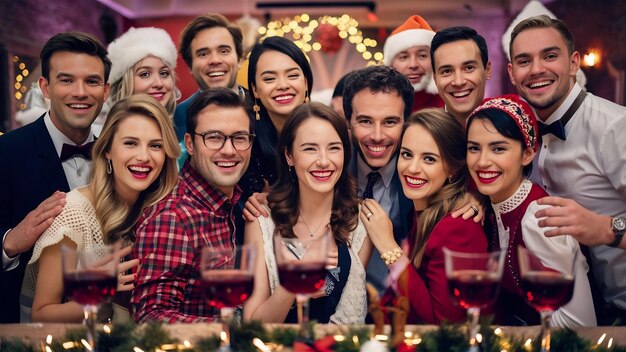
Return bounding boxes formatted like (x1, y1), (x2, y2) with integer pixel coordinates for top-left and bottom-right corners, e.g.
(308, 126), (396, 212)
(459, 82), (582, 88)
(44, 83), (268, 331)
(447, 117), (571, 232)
(299, 211), (330, 237)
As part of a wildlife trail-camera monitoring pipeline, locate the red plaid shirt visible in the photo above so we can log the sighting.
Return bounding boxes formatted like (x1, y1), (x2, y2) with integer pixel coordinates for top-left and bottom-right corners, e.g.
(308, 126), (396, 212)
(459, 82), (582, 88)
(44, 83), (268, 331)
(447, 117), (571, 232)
(131, 161), (241, 323)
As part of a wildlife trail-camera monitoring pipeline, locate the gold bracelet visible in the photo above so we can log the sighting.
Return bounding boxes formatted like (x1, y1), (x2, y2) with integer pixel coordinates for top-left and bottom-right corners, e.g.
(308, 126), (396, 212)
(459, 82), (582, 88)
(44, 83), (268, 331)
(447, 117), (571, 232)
(380, 247), (403, 265)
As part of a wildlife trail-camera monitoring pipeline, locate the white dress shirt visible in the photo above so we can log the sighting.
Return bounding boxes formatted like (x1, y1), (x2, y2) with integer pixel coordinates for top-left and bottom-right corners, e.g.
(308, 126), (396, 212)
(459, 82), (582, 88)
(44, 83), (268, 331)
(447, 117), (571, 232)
(492, 179), (597, 327)
(2, 112), (94, 269)
(533, 83), (626, 309)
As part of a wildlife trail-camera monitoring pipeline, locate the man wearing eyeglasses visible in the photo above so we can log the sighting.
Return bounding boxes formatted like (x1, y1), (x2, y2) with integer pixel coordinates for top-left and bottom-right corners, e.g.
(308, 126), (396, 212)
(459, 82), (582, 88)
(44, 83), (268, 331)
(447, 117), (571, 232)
(132, 87), (253, 323)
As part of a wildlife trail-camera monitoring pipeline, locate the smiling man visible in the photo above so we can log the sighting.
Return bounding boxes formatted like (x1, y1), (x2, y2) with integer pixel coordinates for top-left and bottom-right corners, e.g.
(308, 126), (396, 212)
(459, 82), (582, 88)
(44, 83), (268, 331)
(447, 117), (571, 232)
(431, 26), (491, 126)
(133, 88), (253, 323)
(509, 15), (626, 325)
(173, 13), (245, 146)
(384, 15), (444, 112)
(0, 32), (111, 323)
(343, 65), (414, 293)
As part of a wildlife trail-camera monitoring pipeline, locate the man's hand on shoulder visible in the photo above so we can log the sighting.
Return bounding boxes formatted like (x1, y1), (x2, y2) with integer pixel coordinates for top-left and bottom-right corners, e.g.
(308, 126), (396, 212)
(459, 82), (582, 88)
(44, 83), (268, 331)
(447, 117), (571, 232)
(3, 191), (66, 257)
(535, 196), (616, 247)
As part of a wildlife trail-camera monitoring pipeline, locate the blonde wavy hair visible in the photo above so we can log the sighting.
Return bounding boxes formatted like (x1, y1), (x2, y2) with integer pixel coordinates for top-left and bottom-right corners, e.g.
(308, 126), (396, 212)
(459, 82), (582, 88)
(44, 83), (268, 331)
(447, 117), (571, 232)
(403, 109), (470, 267)
(90, 94), (180, 243)
(109, 58), (177, 116)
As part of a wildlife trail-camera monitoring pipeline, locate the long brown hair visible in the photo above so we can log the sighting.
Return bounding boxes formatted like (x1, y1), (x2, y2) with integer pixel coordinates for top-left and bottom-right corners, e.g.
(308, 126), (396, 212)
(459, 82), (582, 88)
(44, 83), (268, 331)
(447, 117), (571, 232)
(268, 102), (358, 244)
(404, 109), (469, 266)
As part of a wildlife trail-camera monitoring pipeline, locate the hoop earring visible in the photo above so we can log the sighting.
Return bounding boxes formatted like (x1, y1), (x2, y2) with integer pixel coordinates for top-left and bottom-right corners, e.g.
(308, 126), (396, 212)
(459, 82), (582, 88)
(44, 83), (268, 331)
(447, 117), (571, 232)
(106, 159), (113, 174)
(253, 100), (261, 120)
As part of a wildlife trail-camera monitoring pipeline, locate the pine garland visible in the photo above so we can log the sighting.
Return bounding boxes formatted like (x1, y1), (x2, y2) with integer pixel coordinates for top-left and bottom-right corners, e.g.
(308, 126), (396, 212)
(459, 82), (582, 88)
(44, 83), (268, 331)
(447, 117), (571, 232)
(2, 322), (624, 351)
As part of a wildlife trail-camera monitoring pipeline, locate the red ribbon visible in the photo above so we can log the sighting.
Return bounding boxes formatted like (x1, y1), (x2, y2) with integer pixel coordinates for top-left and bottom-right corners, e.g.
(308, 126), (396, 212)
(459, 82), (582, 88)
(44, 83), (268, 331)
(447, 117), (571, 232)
(293, 336), (336, 352)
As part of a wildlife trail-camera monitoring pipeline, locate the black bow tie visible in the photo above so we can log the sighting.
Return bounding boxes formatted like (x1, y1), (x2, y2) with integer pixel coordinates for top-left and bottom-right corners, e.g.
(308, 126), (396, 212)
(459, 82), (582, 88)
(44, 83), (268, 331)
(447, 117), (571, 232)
(538, 120), (566, 140)
(60, 142), (94, 161)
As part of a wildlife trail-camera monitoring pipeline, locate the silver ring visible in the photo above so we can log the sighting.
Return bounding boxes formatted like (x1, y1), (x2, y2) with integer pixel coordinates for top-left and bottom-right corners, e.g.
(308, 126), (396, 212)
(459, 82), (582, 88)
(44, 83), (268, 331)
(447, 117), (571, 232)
(366, 212), (373, 219)
(470, 205), (479, 217)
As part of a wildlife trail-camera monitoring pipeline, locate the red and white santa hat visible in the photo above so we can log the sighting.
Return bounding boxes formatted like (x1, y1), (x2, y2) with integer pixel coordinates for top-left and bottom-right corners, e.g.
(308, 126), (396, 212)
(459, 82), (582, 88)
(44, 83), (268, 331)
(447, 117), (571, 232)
(383, 15), (435, 66)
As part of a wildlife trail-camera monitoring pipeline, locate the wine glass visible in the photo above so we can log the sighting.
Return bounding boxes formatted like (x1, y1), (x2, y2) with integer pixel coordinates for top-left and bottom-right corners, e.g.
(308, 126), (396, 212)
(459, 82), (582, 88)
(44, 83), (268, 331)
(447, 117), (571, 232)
(518, 246), (576, 352)
(62, 243), (120, 351)
(201, 244), (256, 351)
(273, 232), (330, 339)
(444, 248), (505, 352)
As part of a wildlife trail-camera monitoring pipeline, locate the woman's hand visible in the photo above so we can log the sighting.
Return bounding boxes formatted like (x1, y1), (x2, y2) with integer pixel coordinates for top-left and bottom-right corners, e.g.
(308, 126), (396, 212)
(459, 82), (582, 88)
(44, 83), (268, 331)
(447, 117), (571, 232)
(116, 246), (139, 292)
(360, 199), (399, 253)
(243, 192), (269, 221)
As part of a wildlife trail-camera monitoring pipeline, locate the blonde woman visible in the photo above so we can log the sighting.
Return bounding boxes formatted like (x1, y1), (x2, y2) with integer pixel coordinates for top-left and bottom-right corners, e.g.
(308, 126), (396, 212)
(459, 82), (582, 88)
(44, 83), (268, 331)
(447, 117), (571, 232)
(22, 94), (180, 322)
(93, 27), (178, 135)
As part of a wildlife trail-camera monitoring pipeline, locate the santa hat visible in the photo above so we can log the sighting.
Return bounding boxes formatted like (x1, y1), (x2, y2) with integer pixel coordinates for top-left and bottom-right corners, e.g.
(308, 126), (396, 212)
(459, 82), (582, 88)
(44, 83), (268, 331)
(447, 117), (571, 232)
(502, 0), (586, 89)
(107, 27), (177, 84)
(468, 94), (540, 151)
(384, 15), (438, 94)
(384, 15), (435, 66)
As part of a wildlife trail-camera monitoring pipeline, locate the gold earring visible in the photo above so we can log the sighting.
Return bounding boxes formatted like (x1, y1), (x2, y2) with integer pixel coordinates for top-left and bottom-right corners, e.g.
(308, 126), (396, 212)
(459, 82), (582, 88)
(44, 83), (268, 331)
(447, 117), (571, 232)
(253, 100), (261, 120)
(304, 93), (310, 104)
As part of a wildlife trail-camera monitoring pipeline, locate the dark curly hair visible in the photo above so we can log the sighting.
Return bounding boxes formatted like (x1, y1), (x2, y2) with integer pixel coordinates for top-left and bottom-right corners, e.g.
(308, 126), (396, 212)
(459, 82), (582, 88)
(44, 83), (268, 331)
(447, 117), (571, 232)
(342, 65), (414, 121)
(268, 102), (358, 244)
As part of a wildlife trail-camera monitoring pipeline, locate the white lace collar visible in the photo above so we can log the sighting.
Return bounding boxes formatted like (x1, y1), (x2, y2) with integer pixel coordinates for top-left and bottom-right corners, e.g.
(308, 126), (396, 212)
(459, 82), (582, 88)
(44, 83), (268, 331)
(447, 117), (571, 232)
(492, 178), (532, 214)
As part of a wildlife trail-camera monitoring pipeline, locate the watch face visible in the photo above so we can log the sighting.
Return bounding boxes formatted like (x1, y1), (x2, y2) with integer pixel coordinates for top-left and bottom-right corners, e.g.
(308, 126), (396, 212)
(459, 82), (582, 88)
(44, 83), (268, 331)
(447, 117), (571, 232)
(614, 217), (626, 231)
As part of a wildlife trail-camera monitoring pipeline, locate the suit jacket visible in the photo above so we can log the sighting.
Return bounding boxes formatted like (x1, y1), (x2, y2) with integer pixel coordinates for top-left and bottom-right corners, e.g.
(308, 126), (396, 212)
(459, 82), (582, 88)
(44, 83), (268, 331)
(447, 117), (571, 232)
(348, 148), (413, 292)
(0, 115), (69, 323)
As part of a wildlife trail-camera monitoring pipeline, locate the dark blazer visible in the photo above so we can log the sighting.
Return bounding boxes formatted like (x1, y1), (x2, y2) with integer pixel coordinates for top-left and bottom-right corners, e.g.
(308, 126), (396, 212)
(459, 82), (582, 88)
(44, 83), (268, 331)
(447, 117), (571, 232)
(348, 148), (413, 292)
(0, 115), (69, 323)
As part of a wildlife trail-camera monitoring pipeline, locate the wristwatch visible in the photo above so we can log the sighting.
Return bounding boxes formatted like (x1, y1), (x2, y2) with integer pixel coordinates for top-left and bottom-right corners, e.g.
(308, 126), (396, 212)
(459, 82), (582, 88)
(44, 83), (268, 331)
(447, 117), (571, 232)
(609, 216), (626, 247)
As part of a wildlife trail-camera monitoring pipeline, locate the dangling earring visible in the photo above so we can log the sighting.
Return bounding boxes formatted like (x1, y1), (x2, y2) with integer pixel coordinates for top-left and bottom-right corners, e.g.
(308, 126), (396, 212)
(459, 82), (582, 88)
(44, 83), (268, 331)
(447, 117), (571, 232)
(253, 100), (261, 120)
(304, 92), (310, 103)
(106, 159), (113, 174)
(448, 175), (453, 183)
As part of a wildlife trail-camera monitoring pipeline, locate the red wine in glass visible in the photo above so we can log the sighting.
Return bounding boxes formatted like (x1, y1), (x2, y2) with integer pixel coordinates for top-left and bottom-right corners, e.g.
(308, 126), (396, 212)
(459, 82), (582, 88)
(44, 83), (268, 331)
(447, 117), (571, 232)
(277, 261), (327, 294)
(203, 270), (254, 309)
(448, 269), (500, 309)
(64, 269), (117, 306)
(522, 271), (574, 311)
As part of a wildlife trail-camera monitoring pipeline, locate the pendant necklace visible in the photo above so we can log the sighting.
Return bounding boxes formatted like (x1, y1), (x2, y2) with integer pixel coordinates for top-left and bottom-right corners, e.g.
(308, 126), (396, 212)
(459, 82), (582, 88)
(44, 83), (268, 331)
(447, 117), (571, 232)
(299, 211), (331, 237)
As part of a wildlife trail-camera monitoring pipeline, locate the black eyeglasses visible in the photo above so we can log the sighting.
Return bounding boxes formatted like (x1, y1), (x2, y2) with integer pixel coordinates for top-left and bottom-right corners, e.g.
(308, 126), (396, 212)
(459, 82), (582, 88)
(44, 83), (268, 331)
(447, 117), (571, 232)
(194, 131), (255, 151)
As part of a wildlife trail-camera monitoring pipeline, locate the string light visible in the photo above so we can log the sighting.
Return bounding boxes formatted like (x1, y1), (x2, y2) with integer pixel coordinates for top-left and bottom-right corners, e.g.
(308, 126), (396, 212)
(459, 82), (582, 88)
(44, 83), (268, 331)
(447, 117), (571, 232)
(258, 13), (384, 66)
(13, 55), (33, 109)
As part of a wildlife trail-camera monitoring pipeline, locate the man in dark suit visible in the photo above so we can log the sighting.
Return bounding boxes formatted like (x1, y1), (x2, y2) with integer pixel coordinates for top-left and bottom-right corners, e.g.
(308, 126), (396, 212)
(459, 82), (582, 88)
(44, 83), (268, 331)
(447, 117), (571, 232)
(342, 66), (415, 293)
(0, 32), (111, 323)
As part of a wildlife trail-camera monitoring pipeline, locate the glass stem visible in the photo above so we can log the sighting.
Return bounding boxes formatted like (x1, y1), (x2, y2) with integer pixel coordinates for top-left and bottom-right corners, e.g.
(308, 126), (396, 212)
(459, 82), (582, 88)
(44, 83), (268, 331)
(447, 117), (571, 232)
(467, 307), (480, 351)
(84, 304), (98, 351)
(540, 310), (552, 352)
(296, 294), (311, 339)
(219, 307), (235, 351)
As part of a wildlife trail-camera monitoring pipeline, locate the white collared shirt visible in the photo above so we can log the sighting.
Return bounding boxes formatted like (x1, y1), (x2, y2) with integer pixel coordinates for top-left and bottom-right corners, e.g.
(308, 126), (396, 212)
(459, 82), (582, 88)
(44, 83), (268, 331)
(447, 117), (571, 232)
(44, 112), (94, 189)
(3, 112), (94, 270)
(533, 83), (626, 309)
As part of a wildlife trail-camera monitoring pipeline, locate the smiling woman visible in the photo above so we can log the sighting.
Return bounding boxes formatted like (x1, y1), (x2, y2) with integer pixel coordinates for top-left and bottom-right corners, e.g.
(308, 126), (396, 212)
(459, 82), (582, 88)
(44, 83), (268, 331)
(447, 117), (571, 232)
(239, 36), (314, 197)
(99, 27), (178, 135)
(243, 102), (373, 324)
(22, 94), (180, 324)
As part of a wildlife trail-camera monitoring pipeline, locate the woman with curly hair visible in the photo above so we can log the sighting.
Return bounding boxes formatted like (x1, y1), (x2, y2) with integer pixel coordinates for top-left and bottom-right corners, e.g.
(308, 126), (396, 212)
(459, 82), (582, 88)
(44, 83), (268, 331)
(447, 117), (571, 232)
(243, 102), (373, 324)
